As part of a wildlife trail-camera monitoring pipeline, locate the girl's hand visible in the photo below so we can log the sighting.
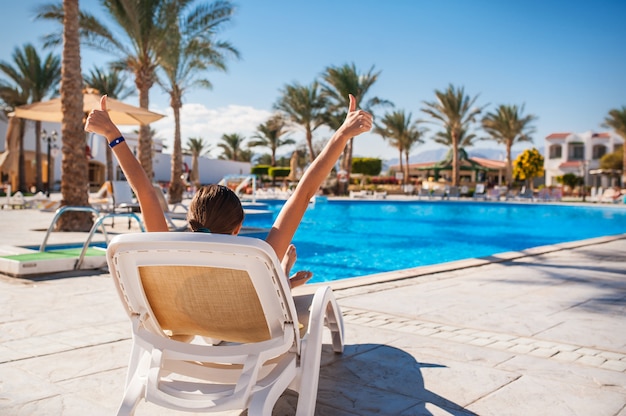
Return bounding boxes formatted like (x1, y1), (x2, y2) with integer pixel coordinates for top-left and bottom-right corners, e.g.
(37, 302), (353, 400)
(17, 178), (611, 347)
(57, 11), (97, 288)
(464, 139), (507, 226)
(84, 95), (121, 140)
(338, 94), (373, 138)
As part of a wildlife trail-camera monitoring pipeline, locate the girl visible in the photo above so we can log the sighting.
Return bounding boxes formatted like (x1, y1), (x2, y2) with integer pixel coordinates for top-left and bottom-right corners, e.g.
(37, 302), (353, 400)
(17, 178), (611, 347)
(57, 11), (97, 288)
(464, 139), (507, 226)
(85, 94), (372, 285)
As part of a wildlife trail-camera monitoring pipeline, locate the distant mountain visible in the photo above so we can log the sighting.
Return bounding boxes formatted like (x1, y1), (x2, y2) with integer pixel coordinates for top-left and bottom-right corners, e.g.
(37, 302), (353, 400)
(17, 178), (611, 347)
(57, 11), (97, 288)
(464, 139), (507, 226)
(467, 147), (508, 160)
(381, 146), (535, 172)
(408, 148), (449, 163)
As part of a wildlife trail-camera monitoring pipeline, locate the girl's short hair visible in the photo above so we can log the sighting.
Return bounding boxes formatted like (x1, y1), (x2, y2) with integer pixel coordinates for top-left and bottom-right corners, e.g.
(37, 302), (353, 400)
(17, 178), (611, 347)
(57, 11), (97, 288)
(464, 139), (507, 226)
(187, 185), (244, 234)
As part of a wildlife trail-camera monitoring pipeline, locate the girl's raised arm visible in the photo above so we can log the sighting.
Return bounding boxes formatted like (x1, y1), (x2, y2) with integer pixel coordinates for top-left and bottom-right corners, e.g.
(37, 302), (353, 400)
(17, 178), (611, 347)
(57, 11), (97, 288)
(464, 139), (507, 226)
(265, 94), (372, 260)
(84, 96), (168, 232)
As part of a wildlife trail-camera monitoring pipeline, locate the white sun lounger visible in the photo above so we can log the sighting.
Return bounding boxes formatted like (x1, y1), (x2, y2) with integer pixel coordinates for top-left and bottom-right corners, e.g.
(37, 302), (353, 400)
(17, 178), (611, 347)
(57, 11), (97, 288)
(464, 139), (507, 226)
(106, 232), (344, 415)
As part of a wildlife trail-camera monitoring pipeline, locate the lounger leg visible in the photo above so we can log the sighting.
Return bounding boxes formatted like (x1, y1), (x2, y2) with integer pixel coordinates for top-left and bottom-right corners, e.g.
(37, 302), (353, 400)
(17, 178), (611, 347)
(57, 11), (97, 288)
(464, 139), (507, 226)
(117, 371), (145, 416)
(125, 342), (142, 387)
(325, 299), (345, 354)
(248, 358), (296, 416)
(294, 338), (320, 416)
(295, 287), (344, 416)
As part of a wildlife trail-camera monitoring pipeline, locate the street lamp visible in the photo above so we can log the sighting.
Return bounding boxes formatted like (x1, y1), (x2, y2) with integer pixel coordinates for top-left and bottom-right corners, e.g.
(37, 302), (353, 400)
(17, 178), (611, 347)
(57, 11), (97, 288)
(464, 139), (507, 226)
(42, 129), (58, 197)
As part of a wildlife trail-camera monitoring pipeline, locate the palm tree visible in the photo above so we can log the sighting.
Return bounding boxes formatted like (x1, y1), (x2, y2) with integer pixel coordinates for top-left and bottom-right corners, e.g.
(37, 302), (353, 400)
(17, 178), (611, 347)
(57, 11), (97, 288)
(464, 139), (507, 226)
(274, 81), (326, 163)
(0, 44), (61, 192)
(432, 127), (478, 182)
(20, 45), (61, 192)
(0, 57), (32, 193)
(157, 0), (239, 204)
(83, 67), (134, 182)
(58, 0), (90, 231)
(402, 127), (426, 182)
(0, 87), (28, 193)
(422, 84), (484, 187)
(237, 146), (254, 163)
(83, 67), (133, 100)
(185, 136), (210, 187)
(37, 0), (174, 180)
(254, 153), (272, 166)
(482, 104), (537, 186)
(218, 133), (246, 161)
(433, 126), (477, 149)
(249, 114), (295, 167)
(373, 110), (425, 184)
(321, 63), (390, 192)
(185, 136), (211, 156)
(602, 106), (626, 184)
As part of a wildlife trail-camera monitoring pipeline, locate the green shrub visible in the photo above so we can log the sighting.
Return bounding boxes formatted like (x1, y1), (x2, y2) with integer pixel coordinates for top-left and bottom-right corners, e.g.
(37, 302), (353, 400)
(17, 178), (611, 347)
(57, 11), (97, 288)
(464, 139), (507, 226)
(600, 149), (623, 170)
(556, 173), (582, 188)
(352, 157), (382, 176)
(269, 167), (290, 179)
(251, 165), (271, 176)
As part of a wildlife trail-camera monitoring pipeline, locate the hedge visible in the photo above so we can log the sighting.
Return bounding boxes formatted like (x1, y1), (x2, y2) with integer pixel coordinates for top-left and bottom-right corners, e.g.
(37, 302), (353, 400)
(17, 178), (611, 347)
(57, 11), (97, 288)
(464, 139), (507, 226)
(352, 157), (382, 176)
(268, 167), (291, 178)
(251, 165), (271, 176)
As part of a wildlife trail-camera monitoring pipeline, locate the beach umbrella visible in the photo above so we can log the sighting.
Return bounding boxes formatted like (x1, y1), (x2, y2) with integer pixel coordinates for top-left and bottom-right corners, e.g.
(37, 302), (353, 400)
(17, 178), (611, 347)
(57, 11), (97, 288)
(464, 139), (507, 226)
(12, 91), (165, 125)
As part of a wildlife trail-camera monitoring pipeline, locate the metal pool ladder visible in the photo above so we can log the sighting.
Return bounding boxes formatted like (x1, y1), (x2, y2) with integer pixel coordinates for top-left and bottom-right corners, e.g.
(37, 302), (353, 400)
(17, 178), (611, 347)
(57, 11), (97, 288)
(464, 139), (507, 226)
(39, 206), (145, 270)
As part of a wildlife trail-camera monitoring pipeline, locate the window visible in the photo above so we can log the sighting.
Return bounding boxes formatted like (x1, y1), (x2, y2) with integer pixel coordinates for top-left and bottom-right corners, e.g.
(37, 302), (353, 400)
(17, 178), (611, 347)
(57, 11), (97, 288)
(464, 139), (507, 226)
(592, 145), (607, 160)
(568, 143), (585, 161)
(549, 144), (562, 159)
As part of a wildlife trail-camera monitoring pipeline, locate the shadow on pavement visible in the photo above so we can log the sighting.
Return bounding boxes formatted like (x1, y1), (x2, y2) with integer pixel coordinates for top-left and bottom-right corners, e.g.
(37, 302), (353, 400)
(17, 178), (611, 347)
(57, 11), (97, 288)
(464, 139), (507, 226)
(318, 343), (477, 415)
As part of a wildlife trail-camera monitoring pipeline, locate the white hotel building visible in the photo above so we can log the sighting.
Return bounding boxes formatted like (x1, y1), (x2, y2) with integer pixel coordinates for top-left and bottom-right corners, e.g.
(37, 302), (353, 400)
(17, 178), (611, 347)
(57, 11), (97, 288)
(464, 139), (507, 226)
(544, 131), (623, 189)
(0, 118), (250, 192)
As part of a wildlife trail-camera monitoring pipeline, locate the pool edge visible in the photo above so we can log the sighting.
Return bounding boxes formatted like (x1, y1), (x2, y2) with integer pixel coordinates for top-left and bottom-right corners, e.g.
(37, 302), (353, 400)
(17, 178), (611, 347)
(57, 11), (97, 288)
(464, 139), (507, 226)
(294, 233), (626, 294)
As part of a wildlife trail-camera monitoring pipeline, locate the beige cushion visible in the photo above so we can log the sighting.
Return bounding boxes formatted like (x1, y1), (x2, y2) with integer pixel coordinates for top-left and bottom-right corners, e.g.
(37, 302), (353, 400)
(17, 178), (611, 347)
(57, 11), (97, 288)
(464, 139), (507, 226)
(139, 265), (270, 343)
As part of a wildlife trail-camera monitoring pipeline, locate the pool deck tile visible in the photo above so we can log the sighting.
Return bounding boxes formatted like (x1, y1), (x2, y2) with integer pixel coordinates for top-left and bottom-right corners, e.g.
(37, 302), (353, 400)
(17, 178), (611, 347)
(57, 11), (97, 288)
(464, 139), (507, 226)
(1, 203), (626, 415)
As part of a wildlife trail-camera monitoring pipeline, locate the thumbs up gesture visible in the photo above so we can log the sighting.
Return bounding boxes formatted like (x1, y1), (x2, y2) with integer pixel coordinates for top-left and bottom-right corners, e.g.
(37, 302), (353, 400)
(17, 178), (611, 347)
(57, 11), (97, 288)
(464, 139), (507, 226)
(340, 94), (373, 138)
(84, 95), (121, 141)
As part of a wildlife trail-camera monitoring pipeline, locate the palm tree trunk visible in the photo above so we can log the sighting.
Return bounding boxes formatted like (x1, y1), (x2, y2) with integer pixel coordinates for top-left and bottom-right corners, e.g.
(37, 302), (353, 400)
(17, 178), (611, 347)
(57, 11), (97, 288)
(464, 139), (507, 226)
(345, 138), (354, 176)
(4, 117), (22, 191)
(35, 120), (43, 191)
(338, 140), (353, 195)
(17, 125), (26, 192)
(57, 0), (92, 231)
(191, 152), (199, 188)
(169, 96), (184, 204)
(452, 132), (459, 186)
(306, 126), (315, 162)
(136, 74), (154, 181)
(505, 141), (513, 186)
(106, 146), (114, 182)
(404, 151), (410, 186)
(398, 148), (403, 185)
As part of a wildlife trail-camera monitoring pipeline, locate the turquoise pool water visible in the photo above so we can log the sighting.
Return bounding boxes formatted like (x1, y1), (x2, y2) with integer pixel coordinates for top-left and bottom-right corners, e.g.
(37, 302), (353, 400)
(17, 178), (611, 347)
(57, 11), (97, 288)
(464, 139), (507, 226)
(244, 199), (626, 283)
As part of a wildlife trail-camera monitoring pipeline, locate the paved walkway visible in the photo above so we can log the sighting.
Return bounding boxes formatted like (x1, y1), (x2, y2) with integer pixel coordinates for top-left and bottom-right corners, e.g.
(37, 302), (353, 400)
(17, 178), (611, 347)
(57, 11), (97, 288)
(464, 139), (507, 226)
(0, 207), (625, 415)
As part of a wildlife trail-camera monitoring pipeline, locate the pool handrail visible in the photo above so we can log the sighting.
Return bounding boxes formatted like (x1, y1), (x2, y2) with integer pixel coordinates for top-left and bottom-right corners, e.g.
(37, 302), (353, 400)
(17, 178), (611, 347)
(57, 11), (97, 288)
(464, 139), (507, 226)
(39, 206), (145, 271)
(39, 206), (102, 252)
(75, 212), (145, 269)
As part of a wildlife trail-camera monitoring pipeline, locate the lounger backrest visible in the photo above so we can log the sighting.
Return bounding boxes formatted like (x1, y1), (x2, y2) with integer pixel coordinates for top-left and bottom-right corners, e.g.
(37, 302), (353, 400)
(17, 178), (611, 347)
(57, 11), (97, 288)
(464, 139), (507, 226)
(152, 184), (170, 213)
(139, 265), (270, 342)
(107, 232), (299, 347)
(111, 181), (135, 206)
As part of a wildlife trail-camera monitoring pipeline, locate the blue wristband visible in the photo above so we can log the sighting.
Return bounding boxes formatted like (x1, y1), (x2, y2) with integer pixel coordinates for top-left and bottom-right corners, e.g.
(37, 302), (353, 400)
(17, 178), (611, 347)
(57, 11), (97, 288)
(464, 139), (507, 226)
(109, 136), (125, 148)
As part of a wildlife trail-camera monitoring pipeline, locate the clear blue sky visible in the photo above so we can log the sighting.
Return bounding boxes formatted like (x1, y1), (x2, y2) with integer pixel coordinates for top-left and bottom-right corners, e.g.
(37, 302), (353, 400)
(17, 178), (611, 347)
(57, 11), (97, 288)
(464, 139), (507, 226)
(1, 0), (625, 160)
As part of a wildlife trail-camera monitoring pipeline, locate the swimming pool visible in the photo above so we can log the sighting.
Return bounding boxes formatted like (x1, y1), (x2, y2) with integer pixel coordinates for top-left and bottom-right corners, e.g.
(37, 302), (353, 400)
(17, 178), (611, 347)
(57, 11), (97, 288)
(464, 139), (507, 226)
(244, 199), (626, 283)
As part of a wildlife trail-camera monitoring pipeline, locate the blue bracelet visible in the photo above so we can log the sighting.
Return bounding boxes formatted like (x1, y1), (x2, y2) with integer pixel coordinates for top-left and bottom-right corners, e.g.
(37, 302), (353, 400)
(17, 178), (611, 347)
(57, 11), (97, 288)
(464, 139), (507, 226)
(109, 136), (125, 148)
